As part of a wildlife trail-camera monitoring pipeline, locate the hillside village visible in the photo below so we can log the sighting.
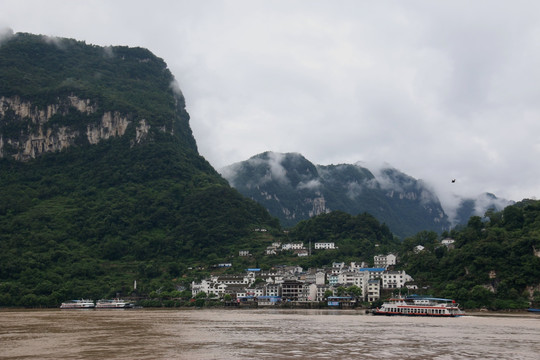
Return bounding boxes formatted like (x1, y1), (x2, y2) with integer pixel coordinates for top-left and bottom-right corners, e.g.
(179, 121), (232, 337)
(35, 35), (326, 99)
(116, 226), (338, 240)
(192, 253), (415, 306)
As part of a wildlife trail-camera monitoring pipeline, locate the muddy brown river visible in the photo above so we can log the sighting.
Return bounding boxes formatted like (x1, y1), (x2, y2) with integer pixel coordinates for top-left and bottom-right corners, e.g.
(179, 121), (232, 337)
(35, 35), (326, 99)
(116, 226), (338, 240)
(1, 309), (539, 359)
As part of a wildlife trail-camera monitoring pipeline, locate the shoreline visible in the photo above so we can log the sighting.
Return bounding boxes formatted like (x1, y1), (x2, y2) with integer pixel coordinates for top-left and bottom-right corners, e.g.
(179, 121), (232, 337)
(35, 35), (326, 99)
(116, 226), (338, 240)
(1, 306), (537, 316)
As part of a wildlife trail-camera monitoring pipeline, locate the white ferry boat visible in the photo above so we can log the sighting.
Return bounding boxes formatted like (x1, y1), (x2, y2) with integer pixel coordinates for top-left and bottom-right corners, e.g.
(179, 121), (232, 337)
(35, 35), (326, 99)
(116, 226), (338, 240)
(60, 299), (95, 309)
(95, 298), (134, 309)
(373, 295), (464, 317)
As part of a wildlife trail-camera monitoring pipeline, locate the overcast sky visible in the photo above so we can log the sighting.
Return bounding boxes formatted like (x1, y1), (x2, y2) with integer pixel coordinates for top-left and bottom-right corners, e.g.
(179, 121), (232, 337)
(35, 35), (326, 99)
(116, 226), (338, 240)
(2, 0), (540, 209)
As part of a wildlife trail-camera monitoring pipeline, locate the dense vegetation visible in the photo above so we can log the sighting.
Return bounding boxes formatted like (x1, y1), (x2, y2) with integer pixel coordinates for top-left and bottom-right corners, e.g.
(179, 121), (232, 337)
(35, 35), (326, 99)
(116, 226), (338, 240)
(289, 211), (399, 268)
(0, 136), (280, 306)
(0, 33), (279, 306)
(399, 200), (540, 310)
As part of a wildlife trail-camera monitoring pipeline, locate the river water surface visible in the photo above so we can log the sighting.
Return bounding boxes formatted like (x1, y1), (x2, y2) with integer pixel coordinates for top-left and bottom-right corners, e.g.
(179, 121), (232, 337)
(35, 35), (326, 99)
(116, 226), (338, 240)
(1, 309), (539, 359)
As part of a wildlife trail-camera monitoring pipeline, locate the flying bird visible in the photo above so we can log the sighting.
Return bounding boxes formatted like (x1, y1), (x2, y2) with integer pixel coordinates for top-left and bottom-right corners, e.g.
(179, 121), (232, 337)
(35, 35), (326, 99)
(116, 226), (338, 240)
(451, 179), (456, 183)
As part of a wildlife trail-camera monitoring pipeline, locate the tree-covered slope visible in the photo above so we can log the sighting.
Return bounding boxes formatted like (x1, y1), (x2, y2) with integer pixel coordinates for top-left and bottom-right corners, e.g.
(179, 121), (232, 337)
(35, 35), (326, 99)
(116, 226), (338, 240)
(0, 32), (279, 306)
(399, 200), (540, 309)
(288, 211), (400, 268)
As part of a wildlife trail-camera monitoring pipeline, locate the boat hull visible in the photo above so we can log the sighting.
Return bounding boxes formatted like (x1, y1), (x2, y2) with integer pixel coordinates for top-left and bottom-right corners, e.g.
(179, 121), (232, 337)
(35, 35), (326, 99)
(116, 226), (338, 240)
(373, 295), (465, 317)
(372, 310), (463, 317)
(60, 300), (95, 309)
(95, 299), (134, 309)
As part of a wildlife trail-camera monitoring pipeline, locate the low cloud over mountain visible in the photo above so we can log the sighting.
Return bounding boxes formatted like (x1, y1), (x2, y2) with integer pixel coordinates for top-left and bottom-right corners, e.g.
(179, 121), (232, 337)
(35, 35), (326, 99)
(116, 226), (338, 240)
(221, 152), (513, 238)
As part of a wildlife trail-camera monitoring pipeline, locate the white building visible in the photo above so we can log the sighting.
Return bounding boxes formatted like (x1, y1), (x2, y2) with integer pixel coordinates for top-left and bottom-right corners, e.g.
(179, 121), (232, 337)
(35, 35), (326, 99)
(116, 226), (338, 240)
(191, 280), (228, 297)
(380, 270), (408, 289)
(282, 242), (305, 251)
(441, 238), (455, 249)
(315, 242), (336, 249)
(338, 271), (364, 287)
(357, 268), (413, 290)
(244, 287), (265, 297)
(265, 283), (281, 297)
(331, 262), (346, 274)
(350, 262), (368, 271)
(299, 283), (318, 302)
(373, 254), (397, 268)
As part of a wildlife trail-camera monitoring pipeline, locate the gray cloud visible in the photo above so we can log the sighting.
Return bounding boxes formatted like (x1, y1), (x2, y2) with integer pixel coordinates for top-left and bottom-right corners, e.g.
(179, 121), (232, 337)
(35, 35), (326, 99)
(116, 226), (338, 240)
(0, 27), (13, 45)
(297, 179), (322, 191)
(2, 0), (540, 204)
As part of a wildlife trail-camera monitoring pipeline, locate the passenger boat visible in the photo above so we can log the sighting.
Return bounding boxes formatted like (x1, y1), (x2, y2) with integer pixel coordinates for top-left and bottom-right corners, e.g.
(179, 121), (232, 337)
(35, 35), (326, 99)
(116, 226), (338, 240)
(373, 295), (464, 317)
(95, 298), (134, 309)
(60, 299), (95, 309)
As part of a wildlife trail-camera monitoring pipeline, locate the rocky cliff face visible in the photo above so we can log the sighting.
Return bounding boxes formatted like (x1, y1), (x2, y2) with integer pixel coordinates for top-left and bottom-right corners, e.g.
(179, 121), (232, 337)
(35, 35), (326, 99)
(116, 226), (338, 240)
(0, 95), (153, 161)
(0, 32), (197, 160)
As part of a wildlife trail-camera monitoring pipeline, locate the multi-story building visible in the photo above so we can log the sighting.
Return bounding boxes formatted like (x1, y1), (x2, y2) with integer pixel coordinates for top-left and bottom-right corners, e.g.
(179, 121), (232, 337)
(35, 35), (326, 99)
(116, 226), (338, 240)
(281, 279), (304, 301)
(328, 273), (339, 286)
(314, 242), (336, 249)
(373, 254), (397, 268)
(349, 261), (368, 271)
(316, 284), (334, 301)
(282, 242), (305, 251)
(210, 272), (255, 286)
(366, 279), (380, 302)
(380, 270), (409, 289)
(265, 282), (281, 297)
(303, 270), (326, 285)
(338, 271), (362, 286)
(191, 280), (228, 297)
(244, 286), (265, 297)
(299, 283), (317, 302)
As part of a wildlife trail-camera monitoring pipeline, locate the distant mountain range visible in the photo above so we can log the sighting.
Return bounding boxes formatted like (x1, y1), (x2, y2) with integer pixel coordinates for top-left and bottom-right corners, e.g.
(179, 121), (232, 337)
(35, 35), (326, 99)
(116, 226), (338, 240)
(220, 152), (513, 238)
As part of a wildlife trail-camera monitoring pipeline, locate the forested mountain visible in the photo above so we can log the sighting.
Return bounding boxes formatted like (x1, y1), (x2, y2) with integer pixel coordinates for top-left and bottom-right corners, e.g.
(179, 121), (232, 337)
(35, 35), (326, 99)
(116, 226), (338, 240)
(0, 32), (279, 306)
(221, 152), (450, 238)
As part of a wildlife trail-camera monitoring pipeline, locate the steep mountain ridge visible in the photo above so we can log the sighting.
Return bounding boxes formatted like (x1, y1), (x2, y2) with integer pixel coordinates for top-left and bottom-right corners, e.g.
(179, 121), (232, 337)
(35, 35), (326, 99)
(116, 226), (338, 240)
(0, 32), (279, 306)
(221, 151), (449, 238)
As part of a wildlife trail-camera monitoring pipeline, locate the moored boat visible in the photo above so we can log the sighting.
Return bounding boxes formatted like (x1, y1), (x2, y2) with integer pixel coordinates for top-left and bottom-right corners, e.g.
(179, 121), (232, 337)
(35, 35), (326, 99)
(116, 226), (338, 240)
(527, 308), (540, 313)
(95, 298), (134, 309)
(373, 295), (464, 317)
(60, 299), (95, 309)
